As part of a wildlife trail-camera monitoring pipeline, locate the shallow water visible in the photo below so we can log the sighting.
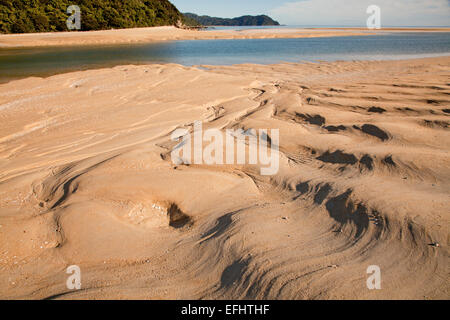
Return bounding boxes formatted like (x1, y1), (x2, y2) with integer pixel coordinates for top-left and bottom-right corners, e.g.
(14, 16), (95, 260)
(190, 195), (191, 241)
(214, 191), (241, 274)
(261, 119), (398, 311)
(0, 32), (449, 82)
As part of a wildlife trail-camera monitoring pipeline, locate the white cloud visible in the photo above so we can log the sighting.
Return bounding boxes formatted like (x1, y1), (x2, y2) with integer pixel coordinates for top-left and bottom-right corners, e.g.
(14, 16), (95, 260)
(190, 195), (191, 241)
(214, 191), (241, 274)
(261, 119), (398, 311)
(270, 0), (450, 26)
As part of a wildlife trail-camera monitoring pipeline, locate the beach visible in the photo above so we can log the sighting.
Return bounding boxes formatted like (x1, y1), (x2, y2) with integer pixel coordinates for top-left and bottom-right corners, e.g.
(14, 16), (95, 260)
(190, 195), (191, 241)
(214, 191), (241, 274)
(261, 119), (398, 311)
(0, 26), (436, 48)
(0, 56), (449, 299)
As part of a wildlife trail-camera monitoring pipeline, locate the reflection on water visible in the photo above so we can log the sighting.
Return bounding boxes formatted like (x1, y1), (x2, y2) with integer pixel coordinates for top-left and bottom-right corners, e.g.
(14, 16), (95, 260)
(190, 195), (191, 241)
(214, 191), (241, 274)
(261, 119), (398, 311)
(0, 32), (449, 82)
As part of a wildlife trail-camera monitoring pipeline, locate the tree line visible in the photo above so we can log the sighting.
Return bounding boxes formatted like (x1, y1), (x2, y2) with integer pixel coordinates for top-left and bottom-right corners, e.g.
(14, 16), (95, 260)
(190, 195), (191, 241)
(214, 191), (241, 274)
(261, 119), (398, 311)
(0, 0), (183, 33)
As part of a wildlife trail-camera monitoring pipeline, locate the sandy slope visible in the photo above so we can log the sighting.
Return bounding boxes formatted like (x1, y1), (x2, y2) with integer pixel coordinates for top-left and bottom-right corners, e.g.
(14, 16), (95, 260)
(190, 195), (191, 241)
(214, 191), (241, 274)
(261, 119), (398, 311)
(0, 57), (449, 299)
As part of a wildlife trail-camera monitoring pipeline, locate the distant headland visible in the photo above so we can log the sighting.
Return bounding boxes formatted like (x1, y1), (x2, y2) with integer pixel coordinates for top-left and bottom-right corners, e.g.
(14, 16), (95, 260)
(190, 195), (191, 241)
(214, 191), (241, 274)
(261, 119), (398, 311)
(183, 13), (280, 27)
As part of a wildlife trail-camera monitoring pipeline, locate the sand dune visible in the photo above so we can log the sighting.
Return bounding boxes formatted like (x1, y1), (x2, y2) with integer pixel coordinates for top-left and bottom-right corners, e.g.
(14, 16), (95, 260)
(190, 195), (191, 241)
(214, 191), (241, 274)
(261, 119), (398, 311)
(0, 57), (449, 299)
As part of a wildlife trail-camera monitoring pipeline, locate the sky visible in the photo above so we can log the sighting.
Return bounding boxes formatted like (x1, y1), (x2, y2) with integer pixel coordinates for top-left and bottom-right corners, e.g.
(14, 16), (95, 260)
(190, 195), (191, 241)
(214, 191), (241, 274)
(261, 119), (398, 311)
(170, 0), (450, 26)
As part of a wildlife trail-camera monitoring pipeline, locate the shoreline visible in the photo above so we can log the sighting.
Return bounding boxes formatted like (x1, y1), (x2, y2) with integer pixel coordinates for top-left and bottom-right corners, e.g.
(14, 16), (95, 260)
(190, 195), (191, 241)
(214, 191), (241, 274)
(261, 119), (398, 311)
(1, 25), (449, 48)
(1, 54), (450, 86)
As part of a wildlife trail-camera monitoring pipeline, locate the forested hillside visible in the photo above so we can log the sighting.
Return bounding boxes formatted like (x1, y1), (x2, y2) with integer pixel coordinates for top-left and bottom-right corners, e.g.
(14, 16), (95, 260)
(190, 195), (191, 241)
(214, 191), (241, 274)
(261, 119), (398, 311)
(0, 0), (183, 33)
(183, 13), (280, 26)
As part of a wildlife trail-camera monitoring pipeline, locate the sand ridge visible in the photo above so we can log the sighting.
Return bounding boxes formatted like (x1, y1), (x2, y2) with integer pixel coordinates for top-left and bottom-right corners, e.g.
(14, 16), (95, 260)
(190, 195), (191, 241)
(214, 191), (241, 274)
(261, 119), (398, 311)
(0, 57), (449, 299)
(0, 26), (399, 48)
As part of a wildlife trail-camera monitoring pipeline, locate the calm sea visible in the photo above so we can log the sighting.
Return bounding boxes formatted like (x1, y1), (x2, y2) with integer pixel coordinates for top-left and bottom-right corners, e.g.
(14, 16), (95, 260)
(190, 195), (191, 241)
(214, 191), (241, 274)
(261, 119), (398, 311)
(0, 32), (449, 83)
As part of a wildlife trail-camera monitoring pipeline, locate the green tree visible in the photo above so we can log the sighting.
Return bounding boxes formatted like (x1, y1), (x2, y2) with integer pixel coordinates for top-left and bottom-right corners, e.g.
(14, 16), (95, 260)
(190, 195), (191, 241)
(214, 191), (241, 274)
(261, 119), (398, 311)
(0, 0), (183, 33)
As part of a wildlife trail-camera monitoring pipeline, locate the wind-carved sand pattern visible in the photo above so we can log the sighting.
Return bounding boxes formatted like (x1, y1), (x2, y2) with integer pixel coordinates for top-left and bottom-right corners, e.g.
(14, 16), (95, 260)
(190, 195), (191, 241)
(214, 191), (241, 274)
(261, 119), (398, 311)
(0, 57), (449, 299)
